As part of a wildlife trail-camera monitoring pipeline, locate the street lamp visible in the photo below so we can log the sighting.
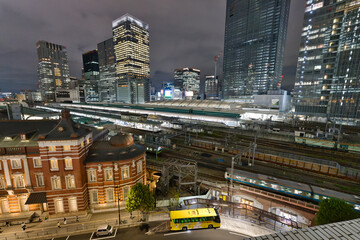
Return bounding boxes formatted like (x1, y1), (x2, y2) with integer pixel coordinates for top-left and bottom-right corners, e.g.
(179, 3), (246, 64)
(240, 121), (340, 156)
(115, 185), (121, 225)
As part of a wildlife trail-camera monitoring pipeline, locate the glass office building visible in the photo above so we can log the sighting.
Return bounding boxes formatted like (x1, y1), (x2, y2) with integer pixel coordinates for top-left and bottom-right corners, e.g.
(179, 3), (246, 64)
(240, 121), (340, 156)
(82, 50), (99, 102)
(36, 41), (71, 102)
(98, 38), (117, 103)
(112, 14), (150, 104)
(294, 0), (360, 126)
(223, 0), (290, 99)
(174, 68), (201, 99)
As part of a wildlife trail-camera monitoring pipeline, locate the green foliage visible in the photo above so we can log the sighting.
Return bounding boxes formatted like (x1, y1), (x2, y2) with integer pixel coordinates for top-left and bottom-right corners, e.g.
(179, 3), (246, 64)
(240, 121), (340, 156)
(125, 183), (155, 215)
(170, 189), (180, 208)
(315, 198), (360, 225)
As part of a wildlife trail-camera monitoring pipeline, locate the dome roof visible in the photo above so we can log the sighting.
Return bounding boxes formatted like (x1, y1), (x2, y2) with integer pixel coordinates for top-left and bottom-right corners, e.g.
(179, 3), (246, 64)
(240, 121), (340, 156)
(109, 133), (134, 147)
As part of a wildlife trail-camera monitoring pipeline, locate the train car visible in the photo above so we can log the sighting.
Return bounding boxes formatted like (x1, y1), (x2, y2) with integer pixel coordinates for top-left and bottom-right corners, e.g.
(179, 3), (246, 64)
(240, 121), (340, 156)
(146, 145), (162, 155)
(225, 168), (360, 211)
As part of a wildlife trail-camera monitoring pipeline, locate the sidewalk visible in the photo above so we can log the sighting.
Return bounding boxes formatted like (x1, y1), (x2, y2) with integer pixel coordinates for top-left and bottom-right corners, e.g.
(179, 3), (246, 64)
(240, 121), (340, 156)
(0, 208), (170, 240)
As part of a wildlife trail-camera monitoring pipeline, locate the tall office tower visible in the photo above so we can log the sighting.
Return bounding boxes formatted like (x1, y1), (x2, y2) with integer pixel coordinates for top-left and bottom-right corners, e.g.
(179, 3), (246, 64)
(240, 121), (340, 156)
(36, 40), (71, 102)
(205, 75), (219, 100)
(112, 14), (150, 104)
(223, 0), (290, 99)
(82, 50), (99, 102)
(98, 38), (117, 102)
(174, 68), (201, 99)
(294, 0), (360, 125)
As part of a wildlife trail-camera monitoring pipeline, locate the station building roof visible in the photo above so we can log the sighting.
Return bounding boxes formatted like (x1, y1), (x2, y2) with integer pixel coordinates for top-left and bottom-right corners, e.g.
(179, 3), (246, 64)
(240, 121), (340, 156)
(245, 218), (360, 240)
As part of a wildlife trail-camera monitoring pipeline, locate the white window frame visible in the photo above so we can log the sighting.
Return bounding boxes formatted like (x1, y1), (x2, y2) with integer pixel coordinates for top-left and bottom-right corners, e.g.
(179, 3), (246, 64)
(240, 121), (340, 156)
(137, 160), (143, 174)
(68, 197), (78, 212)
(33, 157), (42, 168)
(106, 188), (114, 202)
(11, 159), (22, 169)
(63, 145), (71, 151)
(90, 189), (98, 204)
(14, 174), (25, 188)
(121, 166), (130, 180)
(104, 168), (113, 181)
(35, 173), (45, 187)
(65, 175), (75, 189)
(51, 175), (61, 190)
(48, 146), (56, 152)
(64, 157), (73, 170)
(87, 169), (97, 182)
(123, 186), (130, 200)
(50, 158), (59, 171)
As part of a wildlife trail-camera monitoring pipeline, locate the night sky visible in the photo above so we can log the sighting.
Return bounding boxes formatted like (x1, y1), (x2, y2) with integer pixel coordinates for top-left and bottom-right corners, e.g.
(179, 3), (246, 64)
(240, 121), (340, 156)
(0, 0), (305, 93)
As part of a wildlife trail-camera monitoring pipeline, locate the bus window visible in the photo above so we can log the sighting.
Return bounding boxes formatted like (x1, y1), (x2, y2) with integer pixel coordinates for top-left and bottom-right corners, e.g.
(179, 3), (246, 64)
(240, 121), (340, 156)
(174, 219), (178, 223)
(180, 219), (184, 223)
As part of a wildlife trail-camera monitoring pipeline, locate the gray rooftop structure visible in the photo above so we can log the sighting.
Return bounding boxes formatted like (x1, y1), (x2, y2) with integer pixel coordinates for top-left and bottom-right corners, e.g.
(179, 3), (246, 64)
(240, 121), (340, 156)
(245, 218), (360, 240)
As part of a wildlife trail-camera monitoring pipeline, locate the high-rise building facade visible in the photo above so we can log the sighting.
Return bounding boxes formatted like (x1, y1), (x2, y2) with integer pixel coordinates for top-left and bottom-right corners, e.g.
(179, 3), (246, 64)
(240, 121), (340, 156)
(36, 41), (71, 102)
(112, 14), (150, 104)
(294, 0), (360, 126)
(174, 68), (200, 99)
(205, 75), (219, 100)
(98, 38), (117, 102)
(82, 50), (99, 102)
(223, 0), (290, 99)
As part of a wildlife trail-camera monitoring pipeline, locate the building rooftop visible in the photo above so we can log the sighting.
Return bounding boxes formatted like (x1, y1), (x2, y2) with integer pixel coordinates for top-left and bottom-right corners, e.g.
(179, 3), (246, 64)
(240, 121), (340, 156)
(245, 218), (360, 240)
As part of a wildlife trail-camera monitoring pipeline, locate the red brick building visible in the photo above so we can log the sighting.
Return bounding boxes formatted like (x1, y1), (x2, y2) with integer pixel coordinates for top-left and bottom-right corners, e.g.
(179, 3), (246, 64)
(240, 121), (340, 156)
(0, 110), (146, 218)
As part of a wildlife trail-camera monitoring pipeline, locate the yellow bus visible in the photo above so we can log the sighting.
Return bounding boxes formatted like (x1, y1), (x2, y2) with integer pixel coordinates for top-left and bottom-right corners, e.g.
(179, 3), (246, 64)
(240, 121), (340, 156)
(170, 208), (221, 231)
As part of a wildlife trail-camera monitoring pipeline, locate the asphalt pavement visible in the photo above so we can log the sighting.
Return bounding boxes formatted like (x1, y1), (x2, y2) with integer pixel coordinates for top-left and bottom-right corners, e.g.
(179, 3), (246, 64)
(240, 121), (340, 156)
(47, 227), (249, 240)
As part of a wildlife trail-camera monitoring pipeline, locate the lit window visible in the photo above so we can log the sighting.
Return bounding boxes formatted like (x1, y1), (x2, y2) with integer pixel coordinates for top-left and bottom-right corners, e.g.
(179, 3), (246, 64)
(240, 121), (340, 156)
(0, 176), (6, 189)
(87, 138), (90, 144)
(63, 145), (71, 151)
(11, 159), (22, 169)
(137, 161), (143, 174)
(65, 175), (76, 189)
(50, 158), (59, 171)
(80, 142), (84, 147)
(104, 168), (113, 181)
(33, 157), (42, 168)
(121, 166), (130, 179)
(48, 146), (56, 152)
(14, 175), (25, 188)
(87, 169), (97, 182)
(106, 188), (114, 202)
(51, 176), (61, 190)
(123, 186), (130, 200)
(35, 173), (45, 187)
(64, 157), (73, 169)
(91, 190), (98, 203)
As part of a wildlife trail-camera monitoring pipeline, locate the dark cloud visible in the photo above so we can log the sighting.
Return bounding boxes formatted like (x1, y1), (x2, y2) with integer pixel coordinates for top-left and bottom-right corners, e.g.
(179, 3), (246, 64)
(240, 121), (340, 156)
(0, 0), (304, 93)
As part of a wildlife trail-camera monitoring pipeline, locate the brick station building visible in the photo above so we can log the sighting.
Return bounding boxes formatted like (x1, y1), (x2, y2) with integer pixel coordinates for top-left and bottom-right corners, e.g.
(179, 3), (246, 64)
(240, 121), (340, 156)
(0, 110), (146, 218)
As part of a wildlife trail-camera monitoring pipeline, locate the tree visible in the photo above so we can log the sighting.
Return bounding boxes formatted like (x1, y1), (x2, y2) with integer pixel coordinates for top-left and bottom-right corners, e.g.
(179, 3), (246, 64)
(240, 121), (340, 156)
(315, 198), (360, 225)
(170, 189), (180, 209)
(125, 183), (155, 220)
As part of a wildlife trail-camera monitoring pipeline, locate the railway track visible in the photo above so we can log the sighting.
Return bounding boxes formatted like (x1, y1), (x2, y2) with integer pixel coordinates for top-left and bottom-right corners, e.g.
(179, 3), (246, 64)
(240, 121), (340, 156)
(159, 145), (360, 195)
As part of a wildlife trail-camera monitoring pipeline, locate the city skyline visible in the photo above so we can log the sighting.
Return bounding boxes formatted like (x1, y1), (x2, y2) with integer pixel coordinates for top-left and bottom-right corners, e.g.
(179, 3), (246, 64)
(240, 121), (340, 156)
(0, 0), (305, 93)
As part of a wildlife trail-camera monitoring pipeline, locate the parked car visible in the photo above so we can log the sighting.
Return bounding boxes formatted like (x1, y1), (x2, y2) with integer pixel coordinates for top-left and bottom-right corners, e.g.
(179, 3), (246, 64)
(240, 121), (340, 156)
(96, 224), (114, 237)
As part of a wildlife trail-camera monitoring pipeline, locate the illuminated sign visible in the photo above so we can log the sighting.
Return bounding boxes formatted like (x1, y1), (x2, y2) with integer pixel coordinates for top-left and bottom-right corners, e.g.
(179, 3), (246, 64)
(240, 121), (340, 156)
(185, 91), (194, 97)
(164, 89), (173, 99)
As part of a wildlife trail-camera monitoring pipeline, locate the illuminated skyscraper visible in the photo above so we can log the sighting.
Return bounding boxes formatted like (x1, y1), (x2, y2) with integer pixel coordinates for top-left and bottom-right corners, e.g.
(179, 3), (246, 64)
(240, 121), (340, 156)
(294, 0), (360, 126)
(36, 40), (70, 102)
(205, 75), (219, 100)
(112, 14), (150, 104)
(174, 68), (200, 99)
(98, 38), (117, 102)
(82, 50), (99, 102)
(223, 0), (290, 99)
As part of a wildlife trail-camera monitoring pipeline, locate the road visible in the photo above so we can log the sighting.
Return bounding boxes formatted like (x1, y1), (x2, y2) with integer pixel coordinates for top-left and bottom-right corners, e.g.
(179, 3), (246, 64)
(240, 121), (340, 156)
(48, 227), (248, 240)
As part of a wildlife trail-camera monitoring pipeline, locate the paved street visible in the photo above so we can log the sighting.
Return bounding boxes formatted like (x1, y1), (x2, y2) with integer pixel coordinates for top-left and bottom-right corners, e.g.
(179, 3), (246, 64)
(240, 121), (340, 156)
(47, 227), (248, 240)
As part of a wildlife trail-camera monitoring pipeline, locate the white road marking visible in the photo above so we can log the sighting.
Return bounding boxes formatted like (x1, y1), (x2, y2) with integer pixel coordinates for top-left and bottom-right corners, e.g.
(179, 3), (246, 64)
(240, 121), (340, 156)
(90, 229), (118, 240)
(229, 232), (245, 236)
(65, 236), (70, 240)
(164, 231), (191, 236)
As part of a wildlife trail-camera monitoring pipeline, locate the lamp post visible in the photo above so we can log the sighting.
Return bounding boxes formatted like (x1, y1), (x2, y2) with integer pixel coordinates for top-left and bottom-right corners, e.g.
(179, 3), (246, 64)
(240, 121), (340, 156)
(115, 185), (121, 225)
